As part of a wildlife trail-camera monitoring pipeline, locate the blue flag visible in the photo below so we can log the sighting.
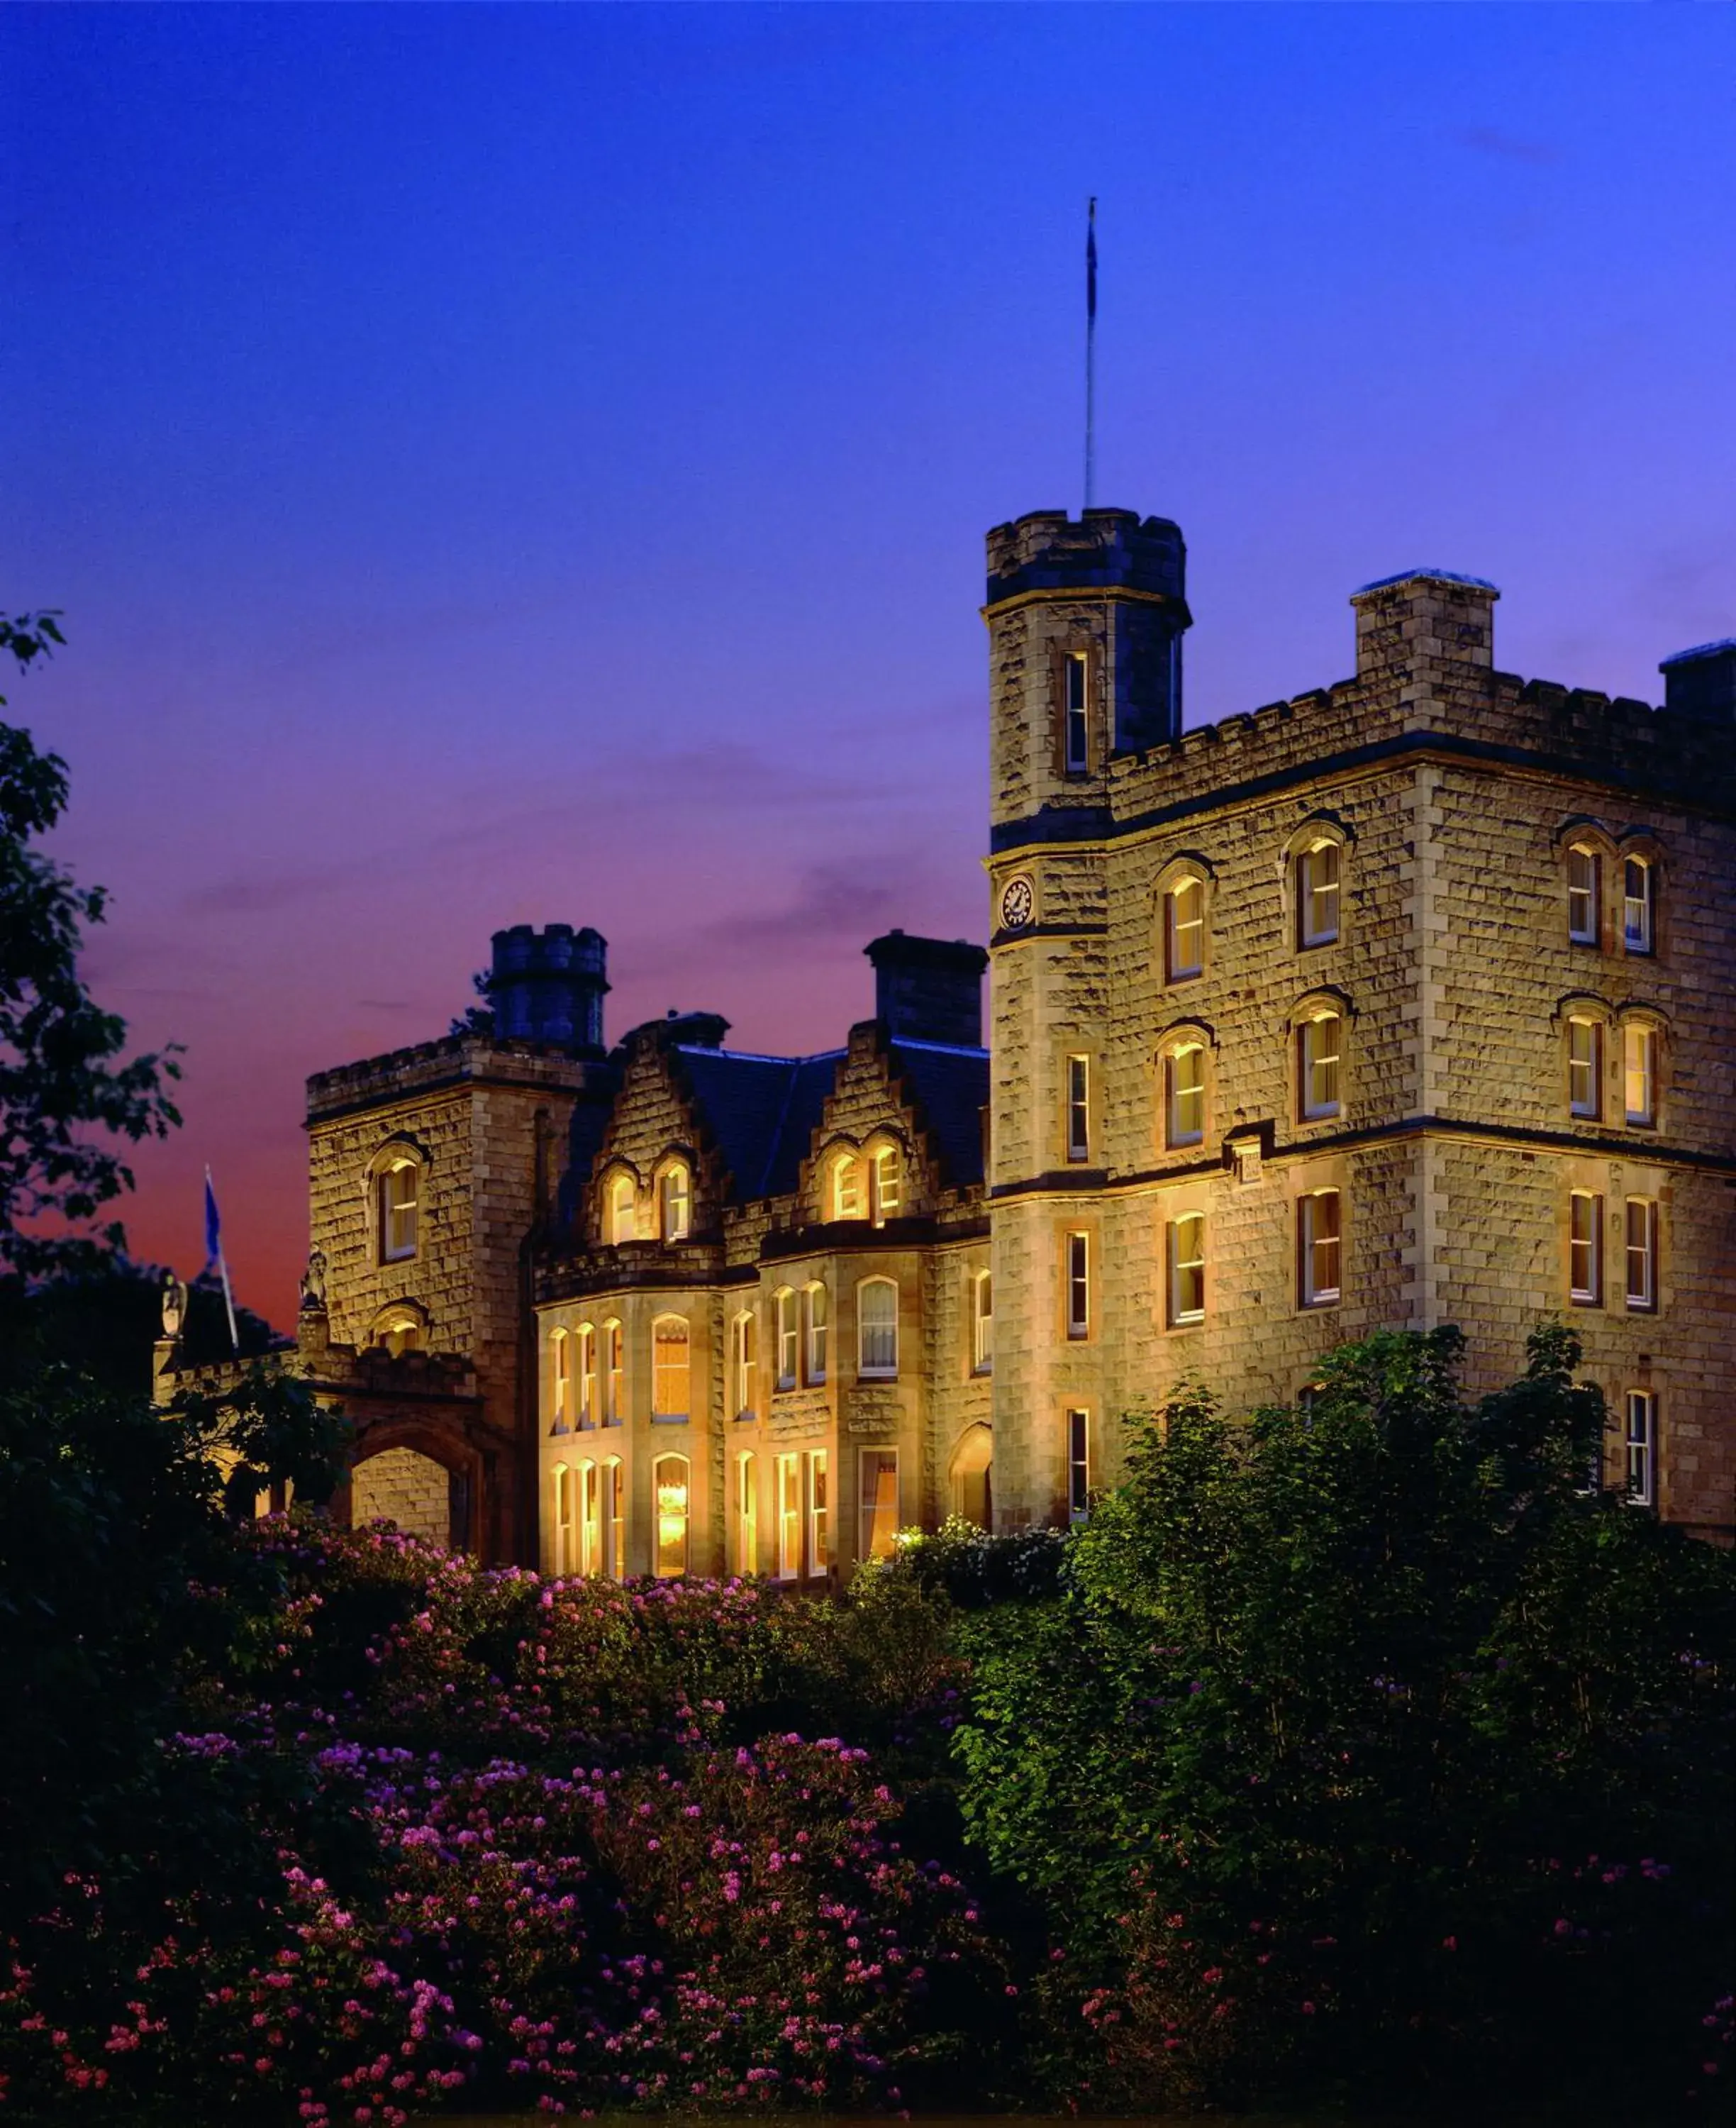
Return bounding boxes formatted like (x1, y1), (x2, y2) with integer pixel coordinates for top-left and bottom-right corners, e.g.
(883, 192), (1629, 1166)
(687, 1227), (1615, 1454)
(204, 1170), (222, 1270)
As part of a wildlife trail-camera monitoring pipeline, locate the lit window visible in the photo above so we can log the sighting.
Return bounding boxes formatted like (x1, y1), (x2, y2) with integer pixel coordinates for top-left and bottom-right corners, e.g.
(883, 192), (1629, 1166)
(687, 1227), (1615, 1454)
(1165, 1041), (1205, 1148)
(1624, 1025), (1657, 1126)
(775, 1453), (800, 1580)
(603, 1456), (625, 1580)
(1298, 1189), (1342, 1307)
(1164, 879), (1204, 982)
(379, 1159), (418, 1263)
(859, 1448), (900, 1563)
(1062, 650), (1089, 773)
(803, 1282), (828, 1384)
(1065, 1055), (1090, 1162)
(550, 1329), (570, 1432)
(602, 1319), (624, 1424)
(857, 1278), (898, 1378)
(651, 1314), (689, 1419)
(576, 1324), (597, 1427)
(652, 1455), (689, 1578)
(660, 1162), (691, 1241)
(1297, 841), (1341, 948)
(1067, 1408), (1091, 1521)
(1065, 1231), (1090, 1341)
(372, 1307), (422, 1356)
(735, 1451), (758, 1573)
(1568, 1018), (1602, 1119)
(552, 1463), (574, 1575)
(1167, 1213), (1206, 1326)
(1624, 1198), (1657, 1313)
(579, 1460), (601, 1576)
(1567, 846), (1600, 946)
(870, 1146), (901, 1226)
(774, 1288), (799, 1391)
(831, 1152), (864, 1221)
(1569, 1190), (1603, 1305)
(1623, 858), (1654, 955)
(609, 1175), (636, 1243)
(971, 1268), (993, 1374)
(732, 1310), (758, 1417)
(805, 1449), (830, 1578)
(1625, 1391), (1657, 1507)
(1298, 1012), (1342, 1121)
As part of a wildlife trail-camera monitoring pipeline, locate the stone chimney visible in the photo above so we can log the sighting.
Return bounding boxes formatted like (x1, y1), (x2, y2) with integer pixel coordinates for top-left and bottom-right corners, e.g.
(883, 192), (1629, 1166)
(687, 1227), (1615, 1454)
(489, 924), (608, 1051)
(1349, 569), (1500, 684)
(1659, 638), (1736, 724)
(865, 931), (989, 1049)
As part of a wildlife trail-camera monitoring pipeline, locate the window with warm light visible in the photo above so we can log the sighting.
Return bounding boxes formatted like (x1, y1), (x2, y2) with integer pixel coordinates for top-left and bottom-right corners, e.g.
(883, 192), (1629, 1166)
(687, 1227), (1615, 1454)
(1167, 1213), (1206, 1326)
(660, 1162), (691, 1241)
(1296, 840), (1341, 948)
(602, 1319), (624, 1424)
(579, 1460), (601, 1576)
(652, 1455), (689, 1578)
(379, 1159), (419, 1263)
(550, 1329), (571, 1432)
(1164, 1041), (1205, 1149)
(1568, 1018), (1602, 1119)
(1065, 1055), (1090, 1162)
(735, 1451), (758, 1573)
(609, 1175), (637, 1244)
(1164, 878), (1205, 982)
(775, 1453), (800, 1580)
(603, 1457), (625, 1580)
(1062, 650), (1089, 773)
(651, 1314), (689, 1419)
(805, 1449), (830, 1578)
(576, 1324), (597, 1427)
(1064, 1231), (1090, 1340)
(1067, 1409), (1091, 1520)
(774, 1288), (799, 1390)
(552, 1463), (574, 1576)
(1298, 1012), (1342, 1121)
(1569, 1190), (1603, 1305)
(1624, 1025), (1657, 1126)
(859, 1448), (899, 1562)
(831, 1152), (864, 1221)
(971, 1269), (992, 1374)
(732, 1309), (757, 1417)
(1623, 858), (1654, 955)
(372, 1307), (423, 1356)
(858, 1278), (898, 1378)
(1567, 845), (1600, 946)
(870, 1146), (901, 1226)
(803, 1282), (828, 1384)
(1298, 1190), (1342, 1307)
(1624, 1198), (1657, 1313)
(1625, 1391), (1657, 1507)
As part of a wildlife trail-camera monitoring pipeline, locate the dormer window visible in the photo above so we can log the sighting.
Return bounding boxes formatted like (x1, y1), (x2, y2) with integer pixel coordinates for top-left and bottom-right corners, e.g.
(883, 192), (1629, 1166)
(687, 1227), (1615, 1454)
(870, 1146), (901, 1226)
(1062, 651), (1089, 774)
(660, 1162), (691, 1241)
(379, 1159), (419, 1263)
(831, 1152), (864, 1221)
(1567, 845), (1600, 946)
(1623, 858), (1654, 955)
(1296, 840), (1341, 948)
(608, 1175), (637, 1244)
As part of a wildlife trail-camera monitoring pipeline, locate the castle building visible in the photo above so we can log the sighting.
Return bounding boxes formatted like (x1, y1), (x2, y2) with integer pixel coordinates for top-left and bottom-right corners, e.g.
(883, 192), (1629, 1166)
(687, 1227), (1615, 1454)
(158, 507), (1736, 1561)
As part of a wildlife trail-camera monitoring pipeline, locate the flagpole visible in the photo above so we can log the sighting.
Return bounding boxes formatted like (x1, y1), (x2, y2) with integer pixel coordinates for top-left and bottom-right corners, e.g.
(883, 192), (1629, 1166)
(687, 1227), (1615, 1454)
(1084, 196), (1097, 512)
(205, 1164), (240, 1354)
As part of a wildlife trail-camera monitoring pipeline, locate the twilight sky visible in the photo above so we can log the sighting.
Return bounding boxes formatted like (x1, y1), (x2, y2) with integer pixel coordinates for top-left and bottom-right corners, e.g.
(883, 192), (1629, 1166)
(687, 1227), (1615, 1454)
(3, 4), (1732, 1323)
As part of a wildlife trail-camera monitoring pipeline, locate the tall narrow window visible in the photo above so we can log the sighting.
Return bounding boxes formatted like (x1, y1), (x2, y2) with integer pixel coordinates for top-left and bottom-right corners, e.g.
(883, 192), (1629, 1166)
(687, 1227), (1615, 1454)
(1167, 1213), (1206, 1326)
(803, 1282), (828, 1384)
(971, 1269), (993, 1374)
(652, 1455), (689, 1578)
(859, 1448), (899, 1563)
(735, 1451), (758, 1573)
(1297, 841), (1341, 948)
(1165, 1042), (1205, 1148)
(1062, 650), (1089, 773)
(550, 1329), (571, 1433)
(604, 1458), (625, 1580)
(1065, 1055), (1091, 1162)
(1067, 1409), (1091, 1520)
(576, 1324), (597, 1427)
(1624, 1025), (1657, 1126)
(1623, 858), (1654, 955)
(774, 1288), (799, 1391)
(651, 1314), (689, 1419)
(1298, 1012), (1342, 1121)
(602, 1319), (624, 1424)
(870, 1146), (901, 1226)
(1065, 1231), (1090, 1340)
(579, 1461), (601, 1577)
(732, 1310), (757, 1417)
(660, 1162), (691, 1241)
(609, 1175), (637, 1244)
(1569, 1190), (1603, 1305)
(806, 1449), (830, 1578)
(552, 1463), (574, 1575)
(1625, 1391), (1657, 1508)
(857, 1278), (898, 1378)
(1164, 879), (1204, 982)
(1567, 1018), (1602, 1119)
(379, 1159), (419, 1263)
(1624, 1198), (1657, 1313)
(831, 1152), (864, 1221)
(1567, 846), (1600, 946)
(1298, 1189), (1342, 1307)
(775, 1453), (801, 1580)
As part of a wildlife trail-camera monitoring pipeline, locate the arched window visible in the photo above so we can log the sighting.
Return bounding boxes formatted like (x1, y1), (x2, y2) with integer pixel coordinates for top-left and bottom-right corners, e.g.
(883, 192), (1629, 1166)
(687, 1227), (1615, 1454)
(1298, 1009), (1342, 1121)
(970, 1268), (993, 1374)
(774, 1288), (799, 1391)
(1162, 877), (1206, 983)
(378, 1158), (420, 1264)
(1296, 838), (1342, 948)
(1623, 856), (1656, 955)
(371, 1304), (425, 1356)
(1298, 1190), (1342, 1307)
(870, 1145), (901, 1226)
(1567, 1014), (1603, 1120)
(1166, 1213), (1206, 1327)
(1623, 1021), (1659, 1127)
(660, 1161), (691, 1241)
(1567, 843), (1601, 946)
(552, 1462), (575, 1576)
(575, 1323), (598, 1426)
(830, 1151), (864, 1221)
(732, 1309), (758, 1417)
(652, 1454), (689, 1578)
(651, 1314), (689, 1419)
(601, 1319), (624, 1424)
(774, 1453), (801, 1580)
(806, 1449), (830, 1579)
(608, 1173), (637, 1244)
(950, 1424), (992, 1530)
(858, 1277), (898, 1378)
(1163, 1040), (1206, 1149)
(578, 1459), (601, 1575)
(803, 1282), (828, 1385)
(603, 1456), (625, 1580)
(859, 1447), (900, 1561)
(735, 1451), (758, 1574)
(550, 1328), (571, 1432)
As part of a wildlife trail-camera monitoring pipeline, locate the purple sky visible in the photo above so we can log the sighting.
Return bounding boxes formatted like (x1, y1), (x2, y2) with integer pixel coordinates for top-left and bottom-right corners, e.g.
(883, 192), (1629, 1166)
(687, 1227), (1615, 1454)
(4, 4), (1732, 1323)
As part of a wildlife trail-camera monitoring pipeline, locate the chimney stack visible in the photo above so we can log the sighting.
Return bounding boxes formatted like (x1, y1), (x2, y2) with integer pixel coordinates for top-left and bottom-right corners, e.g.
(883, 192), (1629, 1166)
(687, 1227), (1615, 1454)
(865, 931), (988, 1049)
(1659, 638), (1736, 724)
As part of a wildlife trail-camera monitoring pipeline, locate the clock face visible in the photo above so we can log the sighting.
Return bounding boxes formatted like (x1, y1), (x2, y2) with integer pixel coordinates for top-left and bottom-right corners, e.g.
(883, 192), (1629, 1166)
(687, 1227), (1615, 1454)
(998, 874), (1035, 932)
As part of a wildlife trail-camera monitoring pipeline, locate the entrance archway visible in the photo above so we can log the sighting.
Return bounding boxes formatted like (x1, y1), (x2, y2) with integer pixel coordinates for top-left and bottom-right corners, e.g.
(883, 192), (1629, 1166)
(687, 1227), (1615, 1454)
(352, 1445), (455, 1546)
(949, 1423), (993, 1531)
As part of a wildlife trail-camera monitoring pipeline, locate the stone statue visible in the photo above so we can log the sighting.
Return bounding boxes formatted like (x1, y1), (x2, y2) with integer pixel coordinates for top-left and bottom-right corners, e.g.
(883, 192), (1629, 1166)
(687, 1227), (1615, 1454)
(160, 1270), (189, 1341)
(299, 1248), (328, 1313)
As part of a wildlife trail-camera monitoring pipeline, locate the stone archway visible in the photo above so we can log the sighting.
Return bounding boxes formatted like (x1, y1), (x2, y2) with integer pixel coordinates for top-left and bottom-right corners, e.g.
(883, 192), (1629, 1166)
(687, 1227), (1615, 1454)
(949, 1422), (993, 1531)
(351, 1445), (455, 1546)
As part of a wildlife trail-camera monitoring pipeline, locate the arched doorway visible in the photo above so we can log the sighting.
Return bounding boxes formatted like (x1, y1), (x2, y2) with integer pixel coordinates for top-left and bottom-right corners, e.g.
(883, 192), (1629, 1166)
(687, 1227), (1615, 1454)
(352, 1445), (455, 1547)
(950, 1423), (993, 1531)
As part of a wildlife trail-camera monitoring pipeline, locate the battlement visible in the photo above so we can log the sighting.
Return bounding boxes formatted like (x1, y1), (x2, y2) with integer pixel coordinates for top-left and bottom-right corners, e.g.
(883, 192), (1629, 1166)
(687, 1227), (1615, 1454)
(985, 508), (1187, 609)
(306, 1033), (598, 1124)
(490, 924), (608, 1050)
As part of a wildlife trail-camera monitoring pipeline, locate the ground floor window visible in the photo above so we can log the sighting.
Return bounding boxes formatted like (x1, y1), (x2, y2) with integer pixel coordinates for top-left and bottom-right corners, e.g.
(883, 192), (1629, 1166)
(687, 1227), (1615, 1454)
(859, 1448), (899, 1562)
(653, 1453), (689, 1577)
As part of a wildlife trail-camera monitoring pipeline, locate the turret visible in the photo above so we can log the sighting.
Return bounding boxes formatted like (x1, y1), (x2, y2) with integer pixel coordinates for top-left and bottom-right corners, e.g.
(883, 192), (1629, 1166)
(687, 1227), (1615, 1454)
(489, 924), (608, 1052)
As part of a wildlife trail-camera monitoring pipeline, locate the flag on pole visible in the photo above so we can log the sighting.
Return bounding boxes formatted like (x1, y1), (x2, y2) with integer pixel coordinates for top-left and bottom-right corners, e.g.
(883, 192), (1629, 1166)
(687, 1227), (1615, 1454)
(204, 1165), (240, 1354)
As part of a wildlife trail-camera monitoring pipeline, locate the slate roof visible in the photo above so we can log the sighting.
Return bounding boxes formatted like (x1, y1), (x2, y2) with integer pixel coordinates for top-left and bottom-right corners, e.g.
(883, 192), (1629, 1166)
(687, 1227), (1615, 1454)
(889, 1039), (989, 1189)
